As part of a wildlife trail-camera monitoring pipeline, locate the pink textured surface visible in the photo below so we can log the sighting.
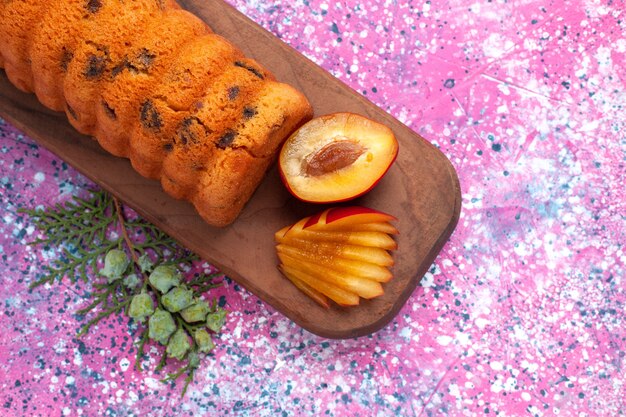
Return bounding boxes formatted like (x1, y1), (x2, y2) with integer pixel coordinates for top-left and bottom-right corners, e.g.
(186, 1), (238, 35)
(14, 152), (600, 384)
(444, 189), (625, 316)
(1, 0), (625, 415)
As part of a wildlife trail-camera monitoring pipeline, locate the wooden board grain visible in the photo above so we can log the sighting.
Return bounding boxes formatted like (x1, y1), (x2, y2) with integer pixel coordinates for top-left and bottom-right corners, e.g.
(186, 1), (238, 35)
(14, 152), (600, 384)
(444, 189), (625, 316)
(0, 0), (461, 338)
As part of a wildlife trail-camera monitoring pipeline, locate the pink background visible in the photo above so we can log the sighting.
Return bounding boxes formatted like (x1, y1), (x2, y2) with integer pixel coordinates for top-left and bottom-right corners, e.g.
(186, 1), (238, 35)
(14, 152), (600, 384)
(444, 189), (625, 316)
(1, 0), (625, 415)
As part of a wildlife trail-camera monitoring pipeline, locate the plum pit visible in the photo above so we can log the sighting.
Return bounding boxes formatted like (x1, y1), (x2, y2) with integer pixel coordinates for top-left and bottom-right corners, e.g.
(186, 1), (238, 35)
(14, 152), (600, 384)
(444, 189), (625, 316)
(303, 137), (366, 177)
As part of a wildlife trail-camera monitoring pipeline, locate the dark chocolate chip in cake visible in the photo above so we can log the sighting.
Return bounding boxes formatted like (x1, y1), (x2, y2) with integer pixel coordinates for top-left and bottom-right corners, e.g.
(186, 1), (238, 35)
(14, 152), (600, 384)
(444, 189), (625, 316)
(234, 61), (264, 79)
(102, 101), (117, 120)
(135, 49), (156, 72)
(111, 58), (129, 78)
(228, 86), (240, 101)
(83, 45), (110, 80)
(84, 54), (108, 79)
(216, 130), (237, 149)
(60, 48), (74, 73)
(176, 117), (206, 146)
(243, 106), (257, 120)
(86, 0), (102, 13)
(140, 100), (163, 131)
(113, 49), (156, 77)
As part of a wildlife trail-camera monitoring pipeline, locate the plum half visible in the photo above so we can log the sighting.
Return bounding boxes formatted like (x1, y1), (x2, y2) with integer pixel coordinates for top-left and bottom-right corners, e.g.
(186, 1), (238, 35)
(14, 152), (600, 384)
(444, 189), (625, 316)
(278, 113), (398, 203)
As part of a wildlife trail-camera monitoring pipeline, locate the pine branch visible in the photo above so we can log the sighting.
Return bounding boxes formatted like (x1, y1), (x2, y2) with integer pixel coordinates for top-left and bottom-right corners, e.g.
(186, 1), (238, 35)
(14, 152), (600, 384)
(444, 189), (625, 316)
(162, 364), (196, 398)
(135, 328), (149, 372)
(20, 190), (119, 287)
(77, 298), (131, 337)
(155, 350), (169, 372)
(22, 188), (227, 397)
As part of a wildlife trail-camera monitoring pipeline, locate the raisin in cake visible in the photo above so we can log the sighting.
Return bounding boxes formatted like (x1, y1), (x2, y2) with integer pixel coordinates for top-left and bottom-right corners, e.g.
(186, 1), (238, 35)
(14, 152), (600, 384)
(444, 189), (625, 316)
(0, 0), (313, 226)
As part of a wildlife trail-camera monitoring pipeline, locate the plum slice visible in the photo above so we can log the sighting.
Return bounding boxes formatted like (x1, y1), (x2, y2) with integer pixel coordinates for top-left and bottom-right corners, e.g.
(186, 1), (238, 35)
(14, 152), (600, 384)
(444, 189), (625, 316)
(274, 206), (398, 308)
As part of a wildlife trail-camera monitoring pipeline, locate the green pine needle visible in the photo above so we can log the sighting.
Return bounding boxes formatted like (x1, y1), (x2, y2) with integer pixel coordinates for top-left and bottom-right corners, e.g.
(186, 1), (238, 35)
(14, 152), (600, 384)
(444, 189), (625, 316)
(20, 191), (120, 287)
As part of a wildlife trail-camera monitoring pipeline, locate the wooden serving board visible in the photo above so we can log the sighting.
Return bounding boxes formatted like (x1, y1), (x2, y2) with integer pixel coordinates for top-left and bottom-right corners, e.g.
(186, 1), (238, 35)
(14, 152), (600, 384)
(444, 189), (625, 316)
(0, 0), (461, 339)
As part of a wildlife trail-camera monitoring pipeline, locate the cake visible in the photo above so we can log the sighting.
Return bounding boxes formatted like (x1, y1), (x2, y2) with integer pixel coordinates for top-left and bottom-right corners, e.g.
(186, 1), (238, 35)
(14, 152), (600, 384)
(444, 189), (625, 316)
(0, 0), (47, 93)
(94, 9), (209, 157)
(0, 0), (313, 226)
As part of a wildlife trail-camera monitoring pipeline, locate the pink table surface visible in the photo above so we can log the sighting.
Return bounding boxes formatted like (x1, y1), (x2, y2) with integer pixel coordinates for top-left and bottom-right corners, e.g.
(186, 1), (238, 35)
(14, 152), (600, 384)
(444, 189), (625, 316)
(1, 0), (625, 416)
